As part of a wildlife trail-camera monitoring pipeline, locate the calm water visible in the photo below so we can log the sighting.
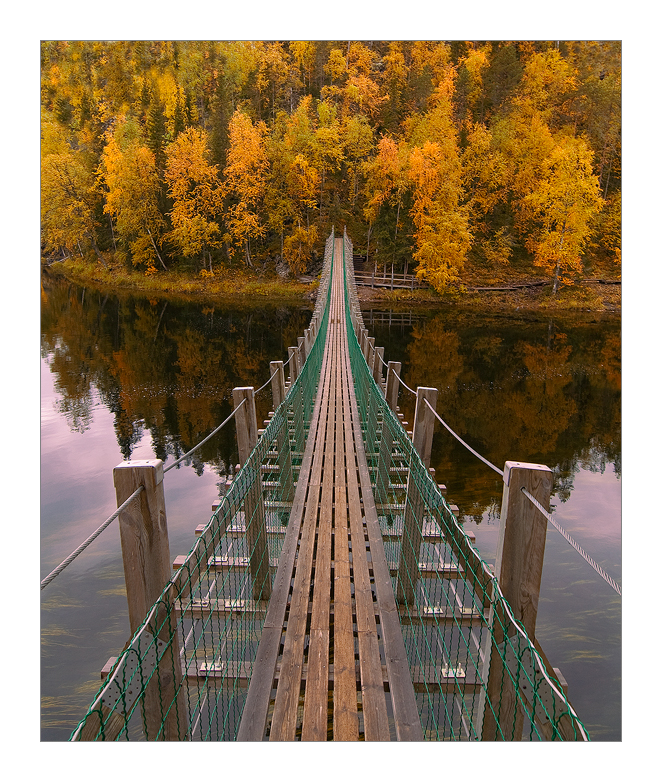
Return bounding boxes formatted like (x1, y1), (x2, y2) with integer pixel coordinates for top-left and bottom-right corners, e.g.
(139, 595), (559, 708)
(40, 277), (621, 741)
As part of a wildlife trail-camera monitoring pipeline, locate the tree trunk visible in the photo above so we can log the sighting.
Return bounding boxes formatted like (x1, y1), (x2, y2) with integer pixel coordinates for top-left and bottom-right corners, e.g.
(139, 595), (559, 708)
(86, 232), (108, 268)
(147, 228), (167, 270)
(552, 222), (567, 296)
(108, 214), (117, 251)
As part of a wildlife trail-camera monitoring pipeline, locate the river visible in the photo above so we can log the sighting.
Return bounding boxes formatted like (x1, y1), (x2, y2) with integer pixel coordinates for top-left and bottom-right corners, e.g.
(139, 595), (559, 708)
(40, 274), (621, 741)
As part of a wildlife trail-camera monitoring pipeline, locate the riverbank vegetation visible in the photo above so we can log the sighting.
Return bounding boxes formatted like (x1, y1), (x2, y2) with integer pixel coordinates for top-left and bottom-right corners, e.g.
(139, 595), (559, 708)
(41, 41), (620, 296)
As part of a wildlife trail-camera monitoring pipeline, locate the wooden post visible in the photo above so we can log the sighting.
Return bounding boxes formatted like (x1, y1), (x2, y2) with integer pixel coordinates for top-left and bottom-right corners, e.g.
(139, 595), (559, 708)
(385, 361), (401, 413)
(360, 328), (368, 358)
(412, 387), (438, 469)
(113, 460), (187, 740)
(396, 472), (424, 606)
(270, 360), (286, 409)
(298, 335), (306, 364)
(232, 387), (271, 601)
(288, 346), (300, 383)
(367, 337), (375, 373)
(480, 461), (553, 741)
(373, 347), (384, 386)
(304, 328), (312, 357)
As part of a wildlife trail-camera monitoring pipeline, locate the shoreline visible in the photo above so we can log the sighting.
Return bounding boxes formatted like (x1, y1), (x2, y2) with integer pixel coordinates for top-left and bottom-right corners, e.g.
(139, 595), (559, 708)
(43, 259), (621, 317)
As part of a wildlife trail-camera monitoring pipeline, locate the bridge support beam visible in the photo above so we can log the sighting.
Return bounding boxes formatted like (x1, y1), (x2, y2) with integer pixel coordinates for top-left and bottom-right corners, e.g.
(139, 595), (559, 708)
(233, 387), (271, 601)
(479, 461), (553, 740)
(113, 459), (187, 740)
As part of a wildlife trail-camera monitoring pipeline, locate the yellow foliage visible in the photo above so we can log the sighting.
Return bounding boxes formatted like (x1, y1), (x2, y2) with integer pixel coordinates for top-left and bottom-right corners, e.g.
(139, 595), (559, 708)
(165, 127), (223, 258)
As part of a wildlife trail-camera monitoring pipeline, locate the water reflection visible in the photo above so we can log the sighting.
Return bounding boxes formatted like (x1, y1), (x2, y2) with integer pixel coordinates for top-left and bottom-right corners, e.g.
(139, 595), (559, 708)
(41, 275), (312, 472)
(41, 285), (620, 740)
(367, 307), (621, 740)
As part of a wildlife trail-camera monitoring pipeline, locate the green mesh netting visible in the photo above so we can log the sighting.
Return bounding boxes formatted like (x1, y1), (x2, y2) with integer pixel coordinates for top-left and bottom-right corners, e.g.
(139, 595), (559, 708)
(70, 230), (588, 741)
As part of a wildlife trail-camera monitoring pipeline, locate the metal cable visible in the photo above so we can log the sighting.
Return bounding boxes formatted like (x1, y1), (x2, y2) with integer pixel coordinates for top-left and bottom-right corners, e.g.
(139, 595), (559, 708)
(521, 488), (622, 596)
(392, 369), (417, 397)
(164, 398), (246, 473)
(424, 398), (504, 476)
(255, 367), (280, 397)
(40, 485), (144, 590)
(42, 399), (249, 590)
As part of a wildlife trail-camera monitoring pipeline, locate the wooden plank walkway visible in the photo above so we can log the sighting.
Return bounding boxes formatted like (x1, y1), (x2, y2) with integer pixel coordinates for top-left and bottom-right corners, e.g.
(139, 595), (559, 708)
(237, 239), (422, 741)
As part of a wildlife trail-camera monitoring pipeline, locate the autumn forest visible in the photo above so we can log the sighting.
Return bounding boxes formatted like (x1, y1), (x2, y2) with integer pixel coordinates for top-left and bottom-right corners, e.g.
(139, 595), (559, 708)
(40, 40), (621, 294)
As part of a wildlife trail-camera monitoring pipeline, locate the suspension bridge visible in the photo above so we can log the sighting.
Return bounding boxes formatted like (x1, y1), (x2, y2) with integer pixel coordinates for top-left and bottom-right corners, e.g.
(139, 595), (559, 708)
(64, 229), (596, 741)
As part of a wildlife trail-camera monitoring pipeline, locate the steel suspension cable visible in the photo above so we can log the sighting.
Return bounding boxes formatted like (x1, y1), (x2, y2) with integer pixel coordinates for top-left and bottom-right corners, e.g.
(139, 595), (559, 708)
(254, 367), (280, 397)
(521, 488), (622, 596)
(40, 485), (144, 590)
(392, 369), (417, 397)
(420, 399), (621, 597)
(42, 398), (248, 590)
(164, 398), (246, 473)
(423, 398), (504, 476)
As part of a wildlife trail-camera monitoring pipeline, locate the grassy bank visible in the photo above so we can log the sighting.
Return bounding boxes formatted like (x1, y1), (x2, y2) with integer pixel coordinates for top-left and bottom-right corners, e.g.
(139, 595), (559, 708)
(44, 257), (620, 315)
(45, 257), (317, 305)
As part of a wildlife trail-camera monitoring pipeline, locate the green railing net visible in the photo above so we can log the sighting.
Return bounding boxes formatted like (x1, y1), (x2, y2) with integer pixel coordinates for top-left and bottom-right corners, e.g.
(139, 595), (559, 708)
(341, 230), (588, 741)
(70, 233), (335, 742)
(70, 229), (588, 741)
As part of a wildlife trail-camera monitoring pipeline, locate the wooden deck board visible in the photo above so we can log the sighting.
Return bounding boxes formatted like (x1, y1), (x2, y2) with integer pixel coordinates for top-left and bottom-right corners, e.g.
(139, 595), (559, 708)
(239, 237), (422, 741)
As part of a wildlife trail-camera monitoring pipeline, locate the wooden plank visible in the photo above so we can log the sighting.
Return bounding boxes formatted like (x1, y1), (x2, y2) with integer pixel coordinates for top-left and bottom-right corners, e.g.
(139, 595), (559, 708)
(343, 336), (424, 742)
(301, 319), (337, 741)
(332, 310), (360, 740)
(340, 327), (391, 742)
(236, 326), (335, 741)
(269, 313), (336, 741)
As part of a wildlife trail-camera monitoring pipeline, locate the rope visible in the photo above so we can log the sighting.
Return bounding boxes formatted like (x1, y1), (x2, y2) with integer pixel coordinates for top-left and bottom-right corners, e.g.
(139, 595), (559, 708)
(164, 398), (246, 473)
(40, 485), (144, 590)
(521, 488), (622, 596)
(423, 398), (504, 476)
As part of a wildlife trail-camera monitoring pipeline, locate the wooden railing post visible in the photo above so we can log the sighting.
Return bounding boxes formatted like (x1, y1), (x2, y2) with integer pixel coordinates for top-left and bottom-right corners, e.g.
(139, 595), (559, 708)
(373, 346), (384, 386)
(360, 328), (369, 359)
(288, 346), (300, 383)
(233, 387), (271, 601)
(113, 459), (187, 740)
(367, 337), (376, 373)
(480, 461), (553, 740)
(385, 361), (402, 413)
(412, 387), (438, 469)
(269, 364), (294, 504)
(270, 360), (286, 409)
(298, 335), (306, 364)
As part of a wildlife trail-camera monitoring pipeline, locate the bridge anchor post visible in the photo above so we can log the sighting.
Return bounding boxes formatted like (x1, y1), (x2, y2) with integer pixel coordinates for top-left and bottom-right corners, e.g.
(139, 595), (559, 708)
(233, 387), (272, 601)
(479, 461), (553, 740)
(113, 459), (187, 740)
